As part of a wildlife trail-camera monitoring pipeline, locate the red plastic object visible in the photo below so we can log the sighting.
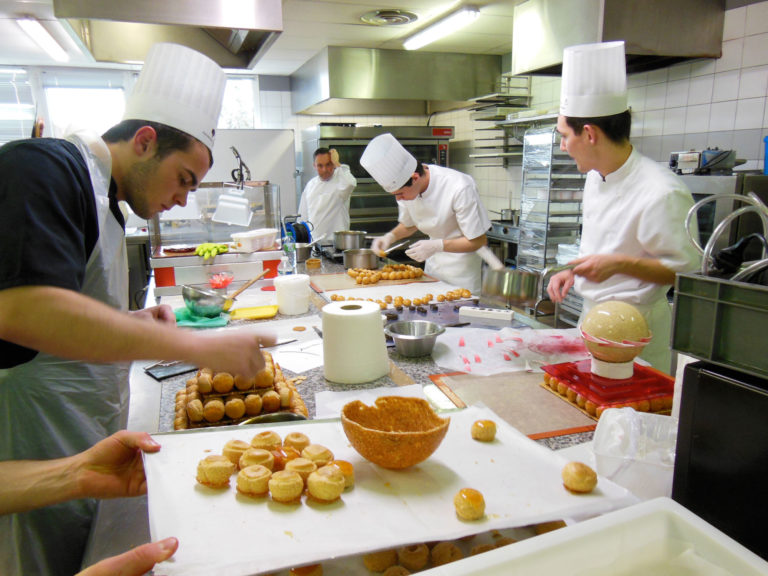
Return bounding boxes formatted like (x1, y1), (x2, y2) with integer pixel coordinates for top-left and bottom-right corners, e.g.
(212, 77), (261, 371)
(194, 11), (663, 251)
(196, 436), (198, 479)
(209, 273), (234, 290)
(542, 359), (674, 419)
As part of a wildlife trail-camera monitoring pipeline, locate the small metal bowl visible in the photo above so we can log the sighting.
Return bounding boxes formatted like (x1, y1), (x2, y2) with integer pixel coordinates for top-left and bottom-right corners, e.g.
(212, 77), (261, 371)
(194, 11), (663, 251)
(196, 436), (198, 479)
(384, 320), (445, 357)
(182, 285), (227, 318)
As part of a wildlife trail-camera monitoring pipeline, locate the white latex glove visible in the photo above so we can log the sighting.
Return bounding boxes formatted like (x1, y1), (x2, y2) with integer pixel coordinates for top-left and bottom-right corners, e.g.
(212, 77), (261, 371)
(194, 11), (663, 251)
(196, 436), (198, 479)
(371, 232), (395, 254)
(476, 245), (505, 270)
(406, 239), (443, 262)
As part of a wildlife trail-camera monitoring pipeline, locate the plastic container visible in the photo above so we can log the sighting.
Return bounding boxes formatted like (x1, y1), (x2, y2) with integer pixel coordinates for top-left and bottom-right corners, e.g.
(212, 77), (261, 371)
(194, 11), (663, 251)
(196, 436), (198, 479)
(672, 272), (768, 379)
(593, 407), (678, 501)
(282, 231), (297, 269)
(277, 256), (293, 276)
(273, 273), (310, 315)
(231, 228), (278, 252)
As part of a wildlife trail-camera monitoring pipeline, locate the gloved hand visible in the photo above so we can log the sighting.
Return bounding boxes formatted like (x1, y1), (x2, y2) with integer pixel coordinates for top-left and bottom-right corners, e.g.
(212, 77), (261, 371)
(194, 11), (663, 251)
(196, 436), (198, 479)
(371, 232), (395, 255)
(406, 239), (443, 262)
(476, 245), (505, 270)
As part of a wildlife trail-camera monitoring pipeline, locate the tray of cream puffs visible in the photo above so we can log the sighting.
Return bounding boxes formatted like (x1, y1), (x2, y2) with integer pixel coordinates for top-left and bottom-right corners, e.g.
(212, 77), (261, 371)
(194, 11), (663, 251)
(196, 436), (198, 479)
(173, 351), (308, 430)
(144, 406), (637, 576)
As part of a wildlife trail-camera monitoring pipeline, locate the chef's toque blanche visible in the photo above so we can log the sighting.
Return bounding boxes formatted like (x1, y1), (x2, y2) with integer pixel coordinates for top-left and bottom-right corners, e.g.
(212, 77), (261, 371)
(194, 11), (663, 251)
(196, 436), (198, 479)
(122, 43), (226, 151)
(560, 41), (628, 118)
(360, 133), (417, 193)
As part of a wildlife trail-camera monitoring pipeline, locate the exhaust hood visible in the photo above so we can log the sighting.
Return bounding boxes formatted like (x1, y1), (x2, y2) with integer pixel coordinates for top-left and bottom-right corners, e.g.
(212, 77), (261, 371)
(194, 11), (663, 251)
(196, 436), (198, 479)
(291, 46), (502, 116)
(512, 0), (724, 76)
(52, 0), (282, 69)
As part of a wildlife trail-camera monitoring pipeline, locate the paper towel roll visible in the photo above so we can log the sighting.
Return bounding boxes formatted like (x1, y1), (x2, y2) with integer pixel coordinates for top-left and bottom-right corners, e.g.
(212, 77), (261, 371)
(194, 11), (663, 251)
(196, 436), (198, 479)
(323, 301), (389, 384)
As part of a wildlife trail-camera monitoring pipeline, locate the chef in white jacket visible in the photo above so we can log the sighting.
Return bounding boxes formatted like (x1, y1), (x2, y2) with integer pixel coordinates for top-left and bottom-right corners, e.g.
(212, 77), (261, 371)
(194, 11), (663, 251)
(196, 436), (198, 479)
(546, 41), (700, 373)
(298, 147), (356, 241)
(361, 134), (497, 294)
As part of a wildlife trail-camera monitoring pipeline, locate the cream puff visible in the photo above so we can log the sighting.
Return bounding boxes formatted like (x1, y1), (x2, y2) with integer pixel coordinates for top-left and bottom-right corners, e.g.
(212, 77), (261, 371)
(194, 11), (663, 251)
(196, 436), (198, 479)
(453, 488), (485, 521)
(306, 465), (345, 503)
(222, 439), (250, 467)
(268, 470), (304, 504)
(250, 430), (282, 451)
(284, 457), (317, 484)
(397, 543), (429, 571)
(236, 464), (272, 497)
(196, 455), (235, 488)
(326, 460), (355, 490)
(283, 431), (311, 452)
(430, 541), (463, 566)
(362, 549), (398, 572)
(561, 461), (597, 493)
(239, 448), (275, 471)
(471, 420), (497, 442)
(301, 444), (334, 467)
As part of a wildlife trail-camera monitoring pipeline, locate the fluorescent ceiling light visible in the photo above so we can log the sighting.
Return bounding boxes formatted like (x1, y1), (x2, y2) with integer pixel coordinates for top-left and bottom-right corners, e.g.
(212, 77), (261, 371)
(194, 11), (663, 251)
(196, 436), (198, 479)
(17, 17), (69, 62)
(403, 5), (480, 51)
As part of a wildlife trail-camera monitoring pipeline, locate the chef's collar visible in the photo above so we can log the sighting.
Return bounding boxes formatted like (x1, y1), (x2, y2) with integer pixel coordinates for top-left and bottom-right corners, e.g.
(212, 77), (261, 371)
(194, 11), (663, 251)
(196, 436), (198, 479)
(600, 146), (638, 185)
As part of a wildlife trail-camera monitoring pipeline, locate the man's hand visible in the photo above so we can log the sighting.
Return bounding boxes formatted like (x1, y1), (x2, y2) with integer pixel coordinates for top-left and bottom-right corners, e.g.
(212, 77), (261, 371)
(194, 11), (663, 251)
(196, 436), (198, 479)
(570, 254), (627, 283)
(330, 148), (340, 167)
(546, 269), (576, 302)
(77, 537), (178, 576)
(190, 330), (277, 379)
(73, 430), (161, 500)
(131, 304), (176, 326)
(371, 232), (395, 255)
(406, 239), (443, 262)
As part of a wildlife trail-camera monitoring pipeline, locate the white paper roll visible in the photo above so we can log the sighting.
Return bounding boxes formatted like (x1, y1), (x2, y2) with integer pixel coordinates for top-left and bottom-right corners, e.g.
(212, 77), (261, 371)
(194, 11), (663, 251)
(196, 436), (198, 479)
(322, 301), (389, 384)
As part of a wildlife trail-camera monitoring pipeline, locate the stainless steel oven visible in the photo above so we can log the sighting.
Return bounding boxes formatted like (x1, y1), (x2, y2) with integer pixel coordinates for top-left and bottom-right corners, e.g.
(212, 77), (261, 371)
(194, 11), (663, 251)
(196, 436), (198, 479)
(300, 124), (453, 236)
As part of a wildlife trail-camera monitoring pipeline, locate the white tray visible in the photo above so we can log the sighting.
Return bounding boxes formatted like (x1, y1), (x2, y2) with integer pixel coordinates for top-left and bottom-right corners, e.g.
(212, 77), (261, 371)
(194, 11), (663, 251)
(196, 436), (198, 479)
(416, 497), (768, 575)
(144, 406), (636, 576)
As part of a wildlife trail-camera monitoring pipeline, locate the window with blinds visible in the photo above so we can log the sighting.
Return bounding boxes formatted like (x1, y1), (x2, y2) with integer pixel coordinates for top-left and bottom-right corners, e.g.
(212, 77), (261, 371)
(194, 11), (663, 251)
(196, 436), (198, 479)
(0, 68), (35, 145)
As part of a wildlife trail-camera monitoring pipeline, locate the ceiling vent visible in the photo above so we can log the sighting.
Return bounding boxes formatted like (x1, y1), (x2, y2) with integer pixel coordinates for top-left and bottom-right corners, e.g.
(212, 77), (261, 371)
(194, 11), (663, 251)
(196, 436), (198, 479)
(360, 9), (419, 26)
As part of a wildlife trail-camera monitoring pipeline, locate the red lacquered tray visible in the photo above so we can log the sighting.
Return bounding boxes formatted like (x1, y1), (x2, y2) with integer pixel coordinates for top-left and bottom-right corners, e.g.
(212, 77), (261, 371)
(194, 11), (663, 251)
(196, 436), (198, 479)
(541, 359), (674, 420)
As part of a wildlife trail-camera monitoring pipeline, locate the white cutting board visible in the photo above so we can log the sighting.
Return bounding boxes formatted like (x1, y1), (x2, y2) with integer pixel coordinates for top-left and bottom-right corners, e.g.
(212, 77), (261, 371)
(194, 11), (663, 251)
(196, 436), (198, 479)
(144, 406), (636, 576)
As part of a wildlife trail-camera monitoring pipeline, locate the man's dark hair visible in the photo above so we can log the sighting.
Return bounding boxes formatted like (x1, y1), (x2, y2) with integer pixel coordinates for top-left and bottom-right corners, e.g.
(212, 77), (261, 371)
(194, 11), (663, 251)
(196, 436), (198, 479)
(102, 119), (213, 167)
(565, 110), (631, 144)
(400, 162), (425, 189)
(313, 147), (331, 160)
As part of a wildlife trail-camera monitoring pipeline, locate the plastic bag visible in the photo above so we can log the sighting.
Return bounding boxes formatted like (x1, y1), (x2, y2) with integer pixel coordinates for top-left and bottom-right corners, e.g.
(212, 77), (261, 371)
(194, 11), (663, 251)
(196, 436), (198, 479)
(593, 407), (678, 500)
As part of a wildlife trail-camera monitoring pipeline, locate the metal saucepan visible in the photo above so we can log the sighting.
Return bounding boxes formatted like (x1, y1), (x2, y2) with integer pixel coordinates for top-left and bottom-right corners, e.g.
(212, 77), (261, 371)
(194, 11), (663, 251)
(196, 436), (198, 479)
(334, 230), (367, 251)
(182, 269), (268, 317)
(343, 248), (379, 270)
(295, 233), (326, 263)
(480, 264), (574, 308)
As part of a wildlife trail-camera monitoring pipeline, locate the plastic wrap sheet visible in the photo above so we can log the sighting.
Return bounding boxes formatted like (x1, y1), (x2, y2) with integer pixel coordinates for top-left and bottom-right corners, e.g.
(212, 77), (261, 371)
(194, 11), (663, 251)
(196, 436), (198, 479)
(144, 406), (636, 576)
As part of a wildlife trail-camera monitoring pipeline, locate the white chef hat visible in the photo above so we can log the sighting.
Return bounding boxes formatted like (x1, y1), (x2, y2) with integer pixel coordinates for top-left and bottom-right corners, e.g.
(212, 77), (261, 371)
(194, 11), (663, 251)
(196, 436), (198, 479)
(360, 133), (417, 193)
(560, 41), (628, 118)
(122, 43), (226, 151)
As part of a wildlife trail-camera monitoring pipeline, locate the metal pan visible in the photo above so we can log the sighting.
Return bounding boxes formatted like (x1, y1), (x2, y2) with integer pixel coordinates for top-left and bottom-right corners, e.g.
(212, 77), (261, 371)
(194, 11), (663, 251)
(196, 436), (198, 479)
(334, 230), (366, 251)
(480, 264), (574, 308)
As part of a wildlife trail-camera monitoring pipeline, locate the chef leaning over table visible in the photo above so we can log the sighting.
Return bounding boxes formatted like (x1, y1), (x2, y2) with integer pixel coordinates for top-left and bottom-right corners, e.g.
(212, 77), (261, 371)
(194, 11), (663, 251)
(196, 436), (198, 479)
(0, 43), (275, 576)
(546, 41), (700, 374)
(362, 133), (503, 294)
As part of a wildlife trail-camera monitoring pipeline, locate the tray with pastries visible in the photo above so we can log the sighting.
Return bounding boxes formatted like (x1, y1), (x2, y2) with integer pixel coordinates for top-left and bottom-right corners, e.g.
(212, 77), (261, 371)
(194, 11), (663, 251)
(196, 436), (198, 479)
(173, 351), (308, 430)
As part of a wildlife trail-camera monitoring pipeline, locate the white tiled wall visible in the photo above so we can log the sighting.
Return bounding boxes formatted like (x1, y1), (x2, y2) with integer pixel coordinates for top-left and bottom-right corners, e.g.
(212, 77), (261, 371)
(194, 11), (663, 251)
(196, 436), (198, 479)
(259, 1), (768, 214)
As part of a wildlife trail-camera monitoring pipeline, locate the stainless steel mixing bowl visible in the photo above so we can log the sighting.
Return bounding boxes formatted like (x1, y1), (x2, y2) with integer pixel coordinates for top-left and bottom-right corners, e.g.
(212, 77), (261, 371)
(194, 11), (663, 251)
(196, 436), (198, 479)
(182, 285), (228, 318)
(384, 320), (445, 357)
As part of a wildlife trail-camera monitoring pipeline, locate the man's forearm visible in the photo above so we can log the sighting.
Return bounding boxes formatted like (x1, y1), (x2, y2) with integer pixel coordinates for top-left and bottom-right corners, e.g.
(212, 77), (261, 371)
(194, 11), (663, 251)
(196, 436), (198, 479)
(0, 456), (79, 514)
(0, 286), (199, 363)
(443, 234), (487, 254)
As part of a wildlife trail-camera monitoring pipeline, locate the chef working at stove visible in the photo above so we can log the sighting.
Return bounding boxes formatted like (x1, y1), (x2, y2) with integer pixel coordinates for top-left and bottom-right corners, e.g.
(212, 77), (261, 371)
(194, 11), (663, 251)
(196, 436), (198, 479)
(361, 133), (501, 294)
(0, 43), (275, 575)
(298, 147), (357, 242)
(546, 41), (700, 373)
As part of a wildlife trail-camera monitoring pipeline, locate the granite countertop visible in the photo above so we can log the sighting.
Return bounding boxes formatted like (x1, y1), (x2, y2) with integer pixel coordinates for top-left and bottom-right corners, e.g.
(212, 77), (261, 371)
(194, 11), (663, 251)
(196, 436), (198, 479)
(156, 254), (593, 450)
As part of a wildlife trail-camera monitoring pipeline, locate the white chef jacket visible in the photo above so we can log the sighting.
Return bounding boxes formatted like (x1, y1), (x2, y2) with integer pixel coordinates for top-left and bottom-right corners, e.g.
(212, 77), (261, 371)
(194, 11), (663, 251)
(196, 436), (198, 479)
(398, 164), (491, 293)
(298, 164), (356, 241)
(575, 147), (700, 371)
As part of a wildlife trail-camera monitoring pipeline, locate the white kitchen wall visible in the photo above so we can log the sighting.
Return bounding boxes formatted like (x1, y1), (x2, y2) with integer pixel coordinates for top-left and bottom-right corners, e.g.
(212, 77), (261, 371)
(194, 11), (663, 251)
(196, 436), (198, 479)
(259, 1), (768, 214)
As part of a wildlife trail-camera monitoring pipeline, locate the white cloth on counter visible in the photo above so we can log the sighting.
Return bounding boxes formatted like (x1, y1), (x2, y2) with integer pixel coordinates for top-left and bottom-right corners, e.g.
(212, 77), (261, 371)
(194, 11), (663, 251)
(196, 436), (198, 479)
(314, 384), (425, 419)
(432, 327), (591, 376)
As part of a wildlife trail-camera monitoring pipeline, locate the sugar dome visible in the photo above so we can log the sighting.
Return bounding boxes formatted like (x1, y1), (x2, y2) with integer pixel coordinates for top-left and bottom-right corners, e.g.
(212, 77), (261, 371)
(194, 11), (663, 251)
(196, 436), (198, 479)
(580, 301), (651, 365)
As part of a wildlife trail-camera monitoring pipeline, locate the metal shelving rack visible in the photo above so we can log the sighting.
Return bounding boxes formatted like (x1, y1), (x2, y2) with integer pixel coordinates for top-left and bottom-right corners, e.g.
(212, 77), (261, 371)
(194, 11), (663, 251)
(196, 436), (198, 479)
(517, 125), (585, 323)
